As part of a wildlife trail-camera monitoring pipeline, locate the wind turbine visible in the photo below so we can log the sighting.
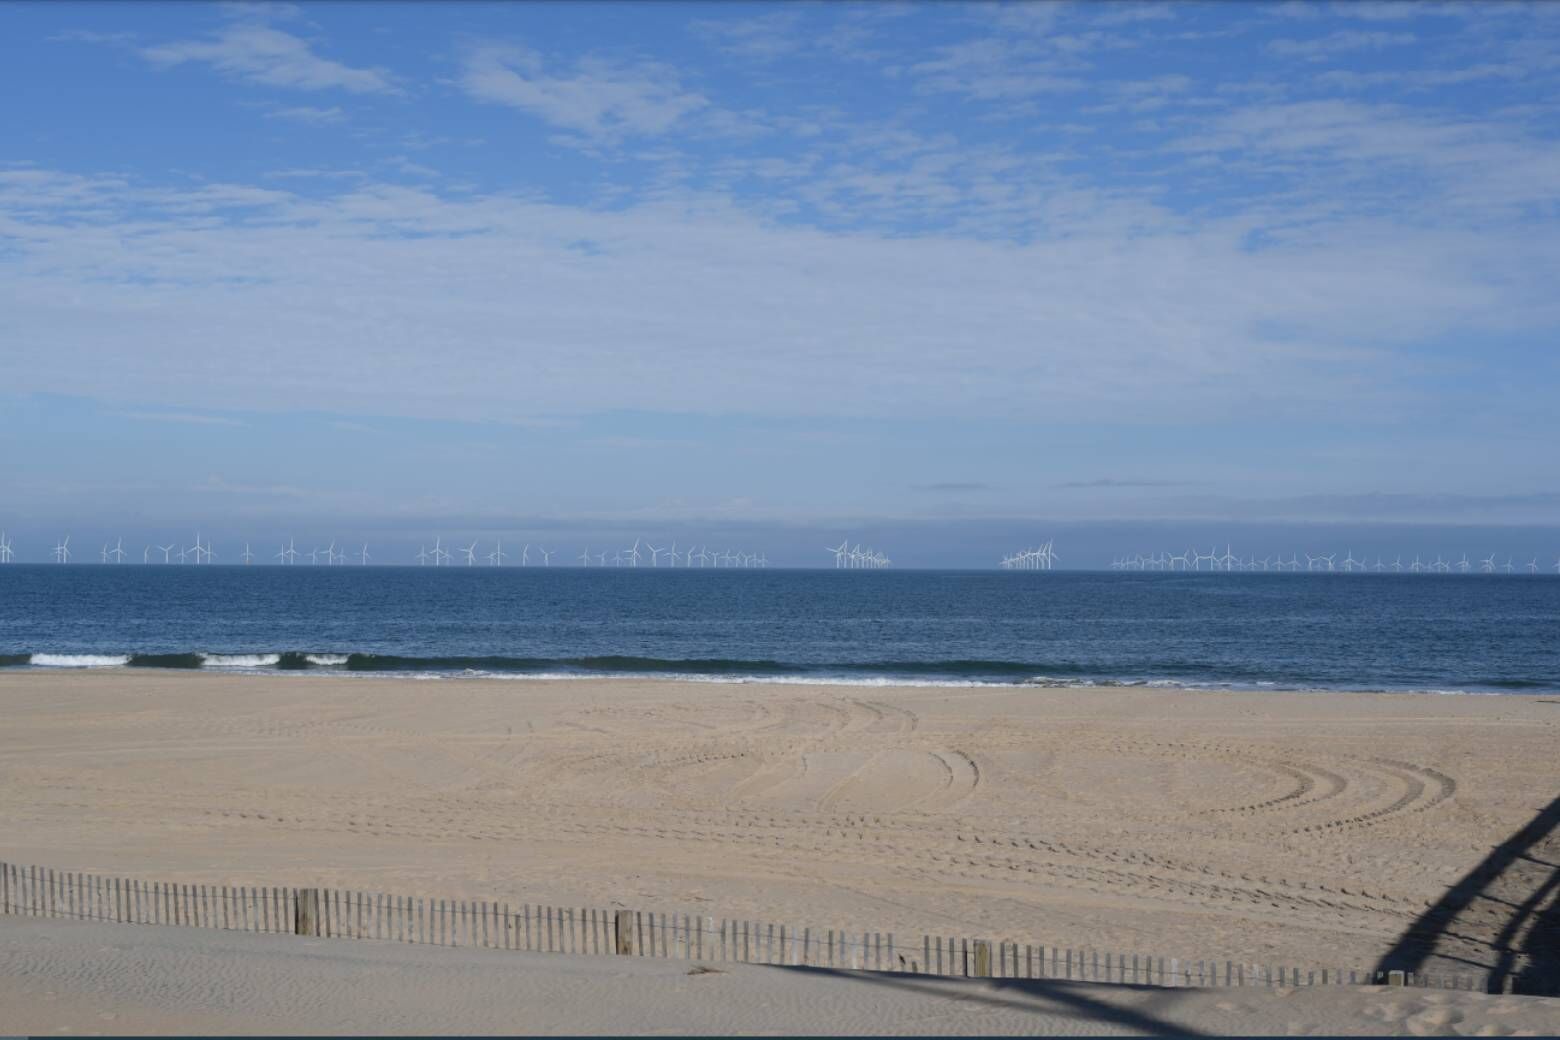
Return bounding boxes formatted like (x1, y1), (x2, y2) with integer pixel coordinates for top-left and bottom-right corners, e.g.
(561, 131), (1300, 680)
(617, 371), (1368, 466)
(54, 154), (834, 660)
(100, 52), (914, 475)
(625, 538), (642, 568)
(358, 543), (371, 566)
(578, 548), (590, 567)
(1527, 557), (1539, 574)
(521, 544), (530, 567)
(242, 543), (254, 565)
(143, 545), (150, 564)
(416, 546), (429, 566)
(646, 542), (664, 567)
(1481, 554), (1496, 574)
(107, 537), (126, 564)
(431, 537), (449, 566)
(488, 539), (507, 566)
(159, 544), (174, 563)
(539, 547), (553, 566)
(101, 542), (110, 564)
(53, 534), (71, 563)
(827, 540), (849, 568)
(0, 531), (11, 564)
(276, 542), (290, 565)
(461, 541), (478, 566)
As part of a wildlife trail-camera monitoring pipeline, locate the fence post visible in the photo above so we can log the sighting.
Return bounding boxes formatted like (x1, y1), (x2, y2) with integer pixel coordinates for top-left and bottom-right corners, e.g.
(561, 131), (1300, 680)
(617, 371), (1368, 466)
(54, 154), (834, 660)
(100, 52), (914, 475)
(1388, 970), (1405, 987)
(295, 889), (320, 937)
(615, 910), (634, 955)
(969, 940), (991, 978)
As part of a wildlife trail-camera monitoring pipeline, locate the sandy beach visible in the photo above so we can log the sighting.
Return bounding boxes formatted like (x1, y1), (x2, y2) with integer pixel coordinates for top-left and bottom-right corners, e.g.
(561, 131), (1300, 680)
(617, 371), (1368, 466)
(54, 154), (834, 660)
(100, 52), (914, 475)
(1, 670), (1557, 996)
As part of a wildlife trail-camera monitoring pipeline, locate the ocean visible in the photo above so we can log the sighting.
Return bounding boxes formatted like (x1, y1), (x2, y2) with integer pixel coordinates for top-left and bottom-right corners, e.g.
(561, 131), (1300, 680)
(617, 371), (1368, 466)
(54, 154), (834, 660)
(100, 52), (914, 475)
(0, 566), (1556, 694)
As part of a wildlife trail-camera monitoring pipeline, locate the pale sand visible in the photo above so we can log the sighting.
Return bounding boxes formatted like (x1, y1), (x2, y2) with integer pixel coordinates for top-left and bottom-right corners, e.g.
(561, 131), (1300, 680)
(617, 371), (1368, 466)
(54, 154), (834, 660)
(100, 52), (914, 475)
(4, 918), (1557, 1037)
(1, 671), (1558, 992)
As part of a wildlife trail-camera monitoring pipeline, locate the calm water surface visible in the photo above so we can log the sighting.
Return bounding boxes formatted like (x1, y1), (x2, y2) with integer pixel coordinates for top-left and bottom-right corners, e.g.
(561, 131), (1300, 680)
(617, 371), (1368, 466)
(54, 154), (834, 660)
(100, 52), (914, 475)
(1, 567), (1557, 694)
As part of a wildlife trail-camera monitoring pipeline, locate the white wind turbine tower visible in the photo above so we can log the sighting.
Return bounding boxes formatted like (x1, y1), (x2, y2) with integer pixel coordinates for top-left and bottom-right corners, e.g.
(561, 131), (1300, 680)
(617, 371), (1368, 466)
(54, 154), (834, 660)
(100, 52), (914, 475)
(177, 546), (188, 564)
(143, 545), (150, 564)
(668, 541), (680, 566)
(54, 534), (71, 563)
(488, 539), (507, 566)
(646, 542), (664, 567)
(431, 537), (450, 567)
(1528, 557), (1539, 574)
(521, 544), (530, 567)
(461, 541), (478, 566)
(159, 544), (174, 564)
(625, 538), (642, 568)
(539, 547), (553, 567)
(242, 543), (254, 565)
(1481, 554), (1496, 574)
(276, 541), (290, 565)
(108, 537), (127, 564)
(358, 543), (371, 566)
(578, 548), (590, 567)
(827, 540), (848, 568)
(1458, 554), (1471, 574)
(1342, 550), (1362, 573)
(416, 546), (429, 566)
(101, 543), (110, 564)
(0, 531), (12, 564)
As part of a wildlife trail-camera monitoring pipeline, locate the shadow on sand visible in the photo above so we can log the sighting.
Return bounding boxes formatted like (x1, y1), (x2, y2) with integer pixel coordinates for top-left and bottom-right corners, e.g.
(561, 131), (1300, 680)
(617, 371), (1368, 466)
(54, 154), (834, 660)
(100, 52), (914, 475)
(1376, 789), (1560, 995)
(770, 964), (1207, 1037)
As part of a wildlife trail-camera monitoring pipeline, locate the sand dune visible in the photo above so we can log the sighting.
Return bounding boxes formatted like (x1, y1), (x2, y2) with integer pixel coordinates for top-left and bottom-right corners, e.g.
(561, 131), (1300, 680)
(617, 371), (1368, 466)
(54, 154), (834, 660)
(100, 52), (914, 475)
(1, 671), (1557, 991)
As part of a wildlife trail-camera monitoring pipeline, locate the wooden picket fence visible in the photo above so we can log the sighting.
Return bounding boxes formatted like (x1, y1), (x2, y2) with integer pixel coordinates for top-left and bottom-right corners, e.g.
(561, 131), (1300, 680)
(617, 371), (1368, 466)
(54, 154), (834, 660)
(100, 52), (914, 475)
(0, 859), (1507, 993)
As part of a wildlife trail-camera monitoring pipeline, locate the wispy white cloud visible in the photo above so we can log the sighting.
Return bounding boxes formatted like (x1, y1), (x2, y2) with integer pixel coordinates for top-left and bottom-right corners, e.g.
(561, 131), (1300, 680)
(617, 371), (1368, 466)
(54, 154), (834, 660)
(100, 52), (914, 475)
(117, 411), (247, 427)
(3, 166), (1554, 431)
(1269, 30), (1417, 60)
(460, 44), (707, 140)
(907, 39), (1086, 100)
(266, 104), (346, 125)
(141, 23), (393, 94)
(690, 10), (805, 62)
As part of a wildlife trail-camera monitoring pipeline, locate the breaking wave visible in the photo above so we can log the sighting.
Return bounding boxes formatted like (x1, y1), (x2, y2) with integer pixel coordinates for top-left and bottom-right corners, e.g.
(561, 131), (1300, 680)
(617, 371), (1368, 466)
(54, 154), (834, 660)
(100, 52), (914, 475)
(0, 650), (1545, 694)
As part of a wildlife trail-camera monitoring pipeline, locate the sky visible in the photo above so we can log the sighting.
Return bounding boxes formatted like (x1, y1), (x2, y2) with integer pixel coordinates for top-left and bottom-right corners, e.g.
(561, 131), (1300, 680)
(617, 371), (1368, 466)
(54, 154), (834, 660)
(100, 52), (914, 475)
(2, 1), (1559, 566)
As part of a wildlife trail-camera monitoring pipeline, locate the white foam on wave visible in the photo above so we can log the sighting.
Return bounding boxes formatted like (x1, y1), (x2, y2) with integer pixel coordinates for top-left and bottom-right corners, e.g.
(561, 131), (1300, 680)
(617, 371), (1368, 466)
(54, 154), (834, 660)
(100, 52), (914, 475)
(31, 654), (131, 668)
(202, 653), (282, 668)
(304, 654), (350, 666)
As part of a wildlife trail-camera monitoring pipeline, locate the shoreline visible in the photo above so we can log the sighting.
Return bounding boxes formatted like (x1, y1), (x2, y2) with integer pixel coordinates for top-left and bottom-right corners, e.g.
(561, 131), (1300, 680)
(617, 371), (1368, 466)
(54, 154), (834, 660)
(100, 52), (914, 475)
(2, 655), (1554, 696)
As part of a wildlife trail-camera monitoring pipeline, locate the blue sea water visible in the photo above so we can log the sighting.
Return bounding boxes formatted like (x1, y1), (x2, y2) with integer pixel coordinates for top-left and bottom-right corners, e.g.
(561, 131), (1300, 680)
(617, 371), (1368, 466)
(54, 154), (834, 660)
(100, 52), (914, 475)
(0, 566), (1557, 694)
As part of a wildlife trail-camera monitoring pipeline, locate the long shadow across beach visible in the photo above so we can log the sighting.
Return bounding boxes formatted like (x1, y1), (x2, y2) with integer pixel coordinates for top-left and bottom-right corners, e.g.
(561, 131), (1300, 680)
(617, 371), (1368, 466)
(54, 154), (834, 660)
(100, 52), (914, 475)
(771, 965), (1207, 1036)
(1376, 789), (1560, 995)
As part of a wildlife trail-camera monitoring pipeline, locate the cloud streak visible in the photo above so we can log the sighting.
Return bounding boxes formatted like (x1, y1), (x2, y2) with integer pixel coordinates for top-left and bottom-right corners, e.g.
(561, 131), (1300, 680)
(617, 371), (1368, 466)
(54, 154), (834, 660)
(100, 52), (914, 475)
(460, 44), (707, 139)
(141, 24), (393, 94)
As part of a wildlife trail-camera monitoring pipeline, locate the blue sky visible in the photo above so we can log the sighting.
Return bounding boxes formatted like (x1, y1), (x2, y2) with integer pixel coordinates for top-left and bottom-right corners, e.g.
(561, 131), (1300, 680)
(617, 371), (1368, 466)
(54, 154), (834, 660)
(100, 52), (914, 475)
(2, 1), (1559, 565)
